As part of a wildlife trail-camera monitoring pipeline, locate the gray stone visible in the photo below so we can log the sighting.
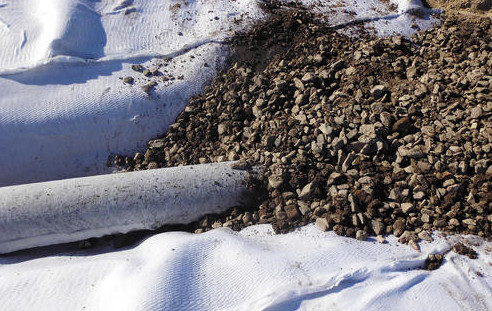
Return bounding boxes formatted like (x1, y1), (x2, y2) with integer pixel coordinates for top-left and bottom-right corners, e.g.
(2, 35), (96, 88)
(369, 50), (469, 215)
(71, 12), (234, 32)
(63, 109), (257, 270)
(319, 123), (333, 135)
(268, 174), (284, 189)
(299, 182), (317, 200)
(316, 217), (329, 231)
(371, 220), (385, 235)
(356, 230), (368, 241)
(401, 202), (415, 213)
(370, 85), (389, 99)
(302, 72), (315, 82)
(470, 106), (483, 119)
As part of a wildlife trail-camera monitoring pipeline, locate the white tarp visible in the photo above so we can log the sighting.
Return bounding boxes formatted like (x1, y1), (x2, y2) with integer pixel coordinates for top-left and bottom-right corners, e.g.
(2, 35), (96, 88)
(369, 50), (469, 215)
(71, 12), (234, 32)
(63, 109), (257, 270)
(0, 224), (490, 311)
(0, 162), (250, 254)
(0, 0), (263, 186)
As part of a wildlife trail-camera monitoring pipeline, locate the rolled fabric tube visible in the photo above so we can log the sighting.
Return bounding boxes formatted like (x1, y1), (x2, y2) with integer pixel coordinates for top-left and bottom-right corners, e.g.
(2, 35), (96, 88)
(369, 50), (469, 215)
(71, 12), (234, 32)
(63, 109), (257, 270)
(0, 162), (252, 254)
(395, 0), (426, 15)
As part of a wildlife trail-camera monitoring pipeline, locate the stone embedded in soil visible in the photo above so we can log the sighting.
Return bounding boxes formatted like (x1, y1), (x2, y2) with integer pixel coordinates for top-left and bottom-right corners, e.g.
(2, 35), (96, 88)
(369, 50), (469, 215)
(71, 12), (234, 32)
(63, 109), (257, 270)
(356, 230), (368, 241)
(370, 85), (389, 99)
(316, 217), (330, 231)
(284, 205), (301, 221)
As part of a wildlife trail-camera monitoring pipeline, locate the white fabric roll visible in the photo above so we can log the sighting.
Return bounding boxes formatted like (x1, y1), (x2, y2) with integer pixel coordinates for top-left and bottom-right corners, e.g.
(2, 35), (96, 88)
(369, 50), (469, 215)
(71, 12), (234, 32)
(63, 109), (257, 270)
(0, 162), (251, 254)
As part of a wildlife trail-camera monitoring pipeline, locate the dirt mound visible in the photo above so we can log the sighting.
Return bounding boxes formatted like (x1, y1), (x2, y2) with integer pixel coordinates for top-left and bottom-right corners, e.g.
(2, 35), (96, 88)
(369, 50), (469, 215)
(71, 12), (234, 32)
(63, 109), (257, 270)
(425, 0), (492, 16)
(114, 9), (491, 246)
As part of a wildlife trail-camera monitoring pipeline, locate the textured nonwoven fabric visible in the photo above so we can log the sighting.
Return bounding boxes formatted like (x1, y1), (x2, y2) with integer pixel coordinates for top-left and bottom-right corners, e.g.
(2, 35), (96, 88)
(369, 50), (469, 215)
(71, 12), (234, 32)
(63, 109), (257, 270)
(0, 224), (490, 311)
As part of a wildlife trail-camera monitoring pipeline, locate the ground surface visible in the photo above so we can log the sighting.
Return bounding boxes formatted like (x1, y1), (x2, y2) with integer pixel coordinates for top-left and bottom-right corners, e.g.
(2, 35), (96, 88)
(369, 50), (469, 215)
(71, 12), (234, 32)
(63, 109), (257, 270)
(425, 0), (492, 17)
(1, 2), (491, 310)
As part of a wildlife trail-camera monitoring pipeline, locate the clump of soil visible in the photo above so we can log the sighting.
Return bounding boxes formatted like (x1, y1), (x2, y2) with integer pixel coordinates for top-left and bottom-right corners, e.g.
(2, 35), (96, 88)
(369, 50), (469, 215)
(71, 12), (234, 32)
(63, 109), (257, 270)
(114, 6), (491, 246)
(452, 242), (478, 259)
(424, 253), (444, 270)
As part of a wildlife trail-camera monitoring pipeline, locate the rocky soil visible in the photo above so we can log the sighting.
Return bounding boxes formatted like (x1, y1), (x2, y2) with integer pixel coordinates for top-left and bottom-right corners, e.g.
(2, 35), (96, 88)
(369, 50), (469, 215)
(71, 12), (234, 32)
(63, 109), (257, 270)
(115, 7), (491, 248)
(424, 0), (492, 17)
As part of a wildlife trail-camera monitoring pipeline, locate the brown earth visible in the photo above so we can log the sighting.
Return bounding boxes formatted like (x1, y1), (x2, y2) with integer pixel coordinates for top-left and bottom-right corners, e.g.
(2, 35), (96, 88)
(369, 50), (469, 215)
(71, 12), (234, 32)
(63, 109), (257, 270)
(424, 0), (492, 17)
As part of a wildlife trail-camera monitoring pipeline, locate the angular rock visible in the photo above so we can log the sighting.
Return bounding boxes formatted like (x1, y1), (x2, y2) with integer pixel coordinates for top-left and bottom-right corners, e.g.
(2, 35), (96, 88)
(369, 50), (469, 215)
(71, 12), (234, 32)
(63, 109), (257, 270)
(284, 205), (301, 221)
(356, 230), (368, 241)
(393, 219), (406, 237)
(470, 106), (483, 119)
(316, 217), (329, 231)
(377, 235), (386, 243)
(401, 202), (415, 214)
(392, 117), (411, 134)
(370, 85), (389, 99)
(418, 231), (433, 242)
(301, 72), (315, 82)
(371, 220), (385, 235)
(299, 182), (317, 200)
(268, 174), (284, 189)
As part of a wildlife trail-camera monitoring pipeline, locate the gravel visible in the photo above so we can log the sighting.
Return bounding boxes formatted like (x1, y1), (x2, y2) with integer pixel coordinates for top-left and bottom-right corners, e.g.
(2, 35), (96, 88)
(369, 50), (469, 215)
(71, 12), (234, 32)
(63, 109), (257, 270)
(114, 6), (491, 248)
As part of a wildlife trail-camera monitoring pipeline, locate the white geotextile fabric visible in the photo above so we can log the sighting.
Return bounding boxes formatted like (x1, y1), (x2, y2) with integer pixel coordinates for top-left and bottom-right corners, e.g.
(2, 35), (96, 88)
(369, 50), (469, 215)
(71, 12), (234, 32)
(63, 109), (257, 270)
(281, 0), (437, 37)
(0, 224), (490, 311)
(0, 0), (263, 186)
(0, 0), (262, 73)
(0, 162), (249, 254)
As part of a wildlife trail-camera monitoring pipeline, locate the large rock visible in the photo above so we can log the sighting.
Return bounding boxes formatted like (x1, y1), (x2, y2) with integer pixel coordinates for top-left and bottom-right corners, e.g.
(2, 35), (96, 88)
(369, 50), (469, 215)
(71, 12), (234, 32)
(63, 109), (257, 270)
(370, 85), (389, 99)
(299, 182), (317, 200)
